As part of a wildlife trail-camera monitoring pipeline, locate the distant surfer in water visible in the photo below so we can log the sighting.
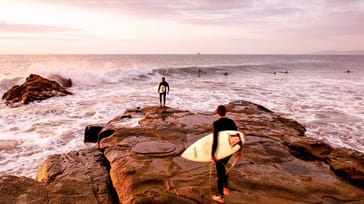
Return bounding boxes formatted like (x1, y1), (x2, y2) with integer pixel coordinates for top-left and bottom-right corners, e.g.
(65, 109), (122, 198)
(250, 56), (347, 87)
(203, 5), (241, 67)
(158, 77), (169, 107)
(211, 105), (242, 203)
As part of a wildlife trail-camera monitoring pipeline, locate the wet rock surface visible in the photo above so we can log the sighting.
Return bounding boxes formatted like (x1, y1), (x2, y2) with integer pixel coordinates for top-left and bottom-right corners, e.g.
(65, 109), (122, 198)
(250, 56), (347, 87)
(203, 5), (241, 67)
(48, 74), (72, 88)
(1, 74), (72, 106)
(97, 101), (364, 203)
(0, 148), (118, 204)
(1, 100), (363, 204)
(0, 175), (47, 204)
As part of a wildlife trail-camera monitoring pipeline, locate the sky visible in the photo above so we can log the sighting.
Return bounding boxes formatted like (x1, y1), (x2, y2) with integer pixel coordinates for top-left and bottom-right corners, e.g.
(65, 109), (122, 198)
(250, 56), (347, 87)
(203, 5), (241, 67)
(0, 0), (364, 54)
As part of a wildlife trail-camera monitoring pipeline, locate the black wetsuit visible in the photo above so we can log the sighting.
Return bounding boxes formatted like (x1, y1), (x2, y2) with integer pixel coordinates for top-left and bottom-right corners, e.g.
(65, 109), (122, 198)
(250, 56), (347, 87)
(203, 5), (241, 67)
(158, 81), (169, 106)
(212, 117), (237, 197)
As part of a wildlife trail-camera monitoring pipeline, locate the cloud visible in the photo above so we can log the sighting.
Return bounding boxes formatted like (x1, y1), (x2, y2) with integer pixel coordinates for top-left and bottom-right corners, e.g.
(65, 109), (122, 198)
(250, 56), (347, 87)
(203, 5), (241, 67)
(2, 0), (364, 54)
(28, 1), (329, 27)
(26, 0), (303, 30)
(0, 21), (81, 33)
(35, 0), (253, 17)
(31, 0), (364, 25)
(27, 0), (364, 41)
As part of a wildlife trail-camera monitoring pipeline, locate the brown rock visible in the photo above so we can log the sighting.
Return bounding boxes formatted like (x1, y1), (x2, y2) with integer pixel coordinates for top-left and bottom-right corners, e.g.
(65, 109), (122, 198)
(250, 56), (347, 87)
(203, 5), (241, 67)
(288, 137), (333, 160)
(2, 74), (72, 105)
(288, 136), (364, 187)
(84, 124), (106, 143)
(328, 148), (364, 187)
(97, 101), (364, 203)
(0, 175), (47, 204)
(48, 74), (72, 88)
(0, 148), (118, 204)
(37, 148), (118, 204)
(4, 100), (363, 204)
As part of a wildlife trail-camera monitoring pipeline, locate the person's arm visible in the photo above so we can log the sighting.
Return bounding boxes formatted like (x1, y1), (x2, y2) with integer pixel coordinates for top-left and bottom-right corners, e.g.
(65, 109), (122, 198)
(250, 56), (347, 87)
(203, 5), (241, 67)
(158, 83), (161, 93)
(167, 82), (170, 94)
(211, 123), (218, 162)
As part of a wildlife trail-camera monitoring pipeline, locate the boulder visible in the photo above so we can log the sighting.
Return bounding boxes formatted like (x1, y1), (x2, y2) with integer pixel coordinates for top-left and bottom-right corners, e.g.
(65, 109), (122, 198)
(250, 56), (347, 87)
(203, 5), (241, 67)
(1, 74), (72, 106)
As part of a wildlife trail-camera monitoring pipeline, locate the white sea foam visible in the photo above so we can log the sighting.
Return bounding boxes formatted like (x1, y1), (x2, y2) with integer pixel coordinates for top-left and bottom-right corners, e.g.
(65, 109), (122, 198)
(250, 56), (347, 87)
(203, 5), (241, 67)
(0, 55), (363, 178)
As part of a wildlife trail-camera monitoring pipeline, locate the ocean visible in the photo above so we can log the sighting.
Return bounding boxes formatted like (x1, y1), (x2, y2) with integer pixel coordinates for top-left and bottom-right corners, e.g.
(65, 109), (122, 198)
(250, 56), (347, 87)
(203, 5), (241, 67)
(0, 54), (363, 178)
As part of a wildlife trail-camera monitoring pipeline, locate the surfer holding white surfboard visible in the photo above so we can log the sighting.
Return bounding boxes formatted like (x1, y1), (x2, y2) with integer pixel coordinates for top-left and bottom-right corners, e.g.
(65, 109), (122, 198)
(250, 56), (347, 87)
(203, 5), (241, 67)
(211, 105), (242, 203)
(158, 77), (169, 107)
(180, 104), (244, 203)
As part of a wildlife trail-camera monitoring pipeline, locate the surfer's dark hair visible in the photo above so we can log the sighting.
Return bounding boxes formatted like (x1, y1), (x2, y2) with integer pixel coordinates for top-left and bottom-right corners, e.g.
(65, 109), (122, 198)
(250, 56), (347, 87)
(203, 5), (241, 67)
(215, 105), (226, 116)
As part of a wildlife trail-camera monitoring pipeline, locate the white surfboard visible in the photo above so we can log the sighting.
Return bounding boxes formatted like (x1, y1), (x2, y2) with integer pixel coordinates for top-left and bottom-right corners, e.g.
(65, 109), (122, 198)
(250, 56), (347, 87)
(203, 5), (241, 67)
(181, 130), (244, 162)
(154, 85), (166, 93)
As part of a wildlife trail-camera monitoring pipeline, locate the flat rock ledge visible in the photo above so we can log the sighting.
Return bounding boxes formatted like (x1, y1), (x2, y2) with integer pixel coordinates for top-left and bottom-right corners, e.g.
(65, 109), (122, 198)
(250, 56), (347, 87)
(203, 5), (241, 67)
(1, 100), (363, 204)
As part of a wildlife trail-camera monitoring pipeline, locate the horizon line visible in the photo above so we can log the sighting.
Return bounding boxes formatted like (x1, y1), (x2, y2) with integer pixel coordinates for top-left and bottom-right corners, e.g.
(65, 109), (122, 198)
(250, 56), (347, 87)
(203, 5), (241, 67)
(1, 52), (364, 56)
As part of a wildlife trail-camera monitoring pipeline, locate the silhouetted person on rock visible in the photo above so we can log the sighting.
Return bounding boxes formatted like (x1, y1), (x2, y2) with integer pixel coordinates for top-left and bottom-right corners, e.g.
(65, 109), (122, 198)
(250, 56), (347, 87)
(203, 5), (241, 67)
(158, 77), (169, 107)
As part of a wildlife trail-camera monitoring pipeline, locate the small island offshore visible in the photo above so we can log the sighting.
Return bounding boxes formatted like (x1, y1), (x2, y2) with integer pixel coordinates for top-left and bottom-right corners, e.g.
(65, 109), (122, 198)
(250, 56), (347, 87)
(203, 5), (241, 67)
(0, 74), (363, 204)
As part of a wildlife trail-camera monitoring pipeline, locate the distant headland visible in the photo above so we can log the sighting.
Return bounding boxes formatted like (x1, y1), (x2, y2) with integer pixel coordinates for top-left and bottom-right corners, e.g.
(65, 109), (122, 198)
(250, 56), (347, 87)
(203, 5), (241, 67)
(314, 50), (364, 55)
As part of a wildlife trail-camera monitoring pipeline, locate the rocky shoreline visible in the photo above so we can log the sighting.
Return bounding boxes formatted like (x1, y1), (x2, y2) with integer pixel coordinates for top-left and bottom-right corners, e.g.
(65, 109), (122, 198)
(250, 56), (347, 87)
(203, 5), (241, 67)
(0, 100), (363, 204)
(0, 75), (363, 203)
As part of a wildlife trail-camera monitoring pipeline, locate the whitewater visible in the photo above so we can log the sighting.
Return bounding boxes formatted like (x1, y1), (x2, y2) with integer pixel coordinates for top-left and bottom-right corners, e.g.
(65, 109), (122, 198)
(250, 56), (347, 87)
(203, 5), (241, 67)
(0, 54), (363, 178)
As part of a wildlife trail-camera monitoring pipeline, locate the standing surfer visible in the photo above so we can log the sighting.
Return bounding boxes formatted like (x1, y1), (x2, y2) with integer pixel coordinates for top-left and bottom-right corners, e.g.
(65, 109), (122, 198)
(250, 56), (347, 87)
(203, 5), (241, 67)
(158, 77), (169, 107)
(211, 105), (241, 203)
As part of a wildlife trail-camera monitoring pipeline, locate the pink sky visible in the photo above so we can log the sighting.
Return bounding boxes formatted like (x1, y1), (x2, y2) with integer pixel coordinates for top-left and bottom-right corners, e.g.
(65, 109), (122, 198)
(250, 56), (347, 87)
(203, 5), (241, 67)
(0, 0), (364, 54)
